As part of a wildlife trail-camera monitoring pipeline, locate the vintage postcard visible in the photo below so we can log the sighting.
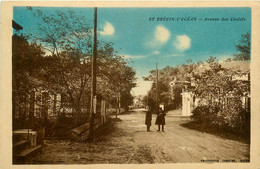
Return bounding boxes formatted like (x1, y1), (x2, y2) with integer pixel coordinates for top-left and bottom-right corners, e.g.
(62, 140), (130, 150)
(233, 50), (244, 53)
(1, 1), (260, 169)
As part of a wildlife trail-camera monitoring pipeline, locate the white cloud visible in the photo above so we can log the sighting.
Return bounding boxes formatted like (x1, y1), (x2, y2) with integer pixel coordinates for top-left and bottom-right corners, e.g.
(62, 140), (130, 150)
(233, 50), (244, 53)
(147, 25), (170, 48)
(123, 54), (147, 59)
(173, 35), (191, 52)
(155, 25), (170, 44)
(152, 51), (160, 55)
(123, 51), (161, 59)
(100, 21), (115, 35)
(122, 51), (183, 60)
(162, 53), (185, 57)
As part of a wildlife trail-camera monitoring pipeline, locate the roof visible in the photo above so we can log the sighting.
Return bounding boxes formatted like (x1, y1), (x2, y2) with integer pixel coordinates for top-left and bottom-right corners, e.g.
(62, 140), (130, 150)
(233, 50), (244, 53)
(196, 60), (250, 74)
(12, 20), (23, 30)
(221, 61), (250, 72)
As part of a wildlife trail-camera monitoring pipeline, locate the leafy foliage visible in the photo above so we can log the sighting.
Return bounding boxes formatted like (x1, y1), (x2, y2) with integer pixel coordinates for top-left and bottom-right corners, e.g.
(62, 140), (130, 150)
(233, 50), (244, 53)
(191, 104), (250, 136)
(233, 32), (250, 61)
(12, 34), (46, 128)
(28, 8), (136, 114)
(13, 34), (45, 91)
(191, 57), (250, 137)
(13, 8), (137, 129)
(143, 60), (200, 111)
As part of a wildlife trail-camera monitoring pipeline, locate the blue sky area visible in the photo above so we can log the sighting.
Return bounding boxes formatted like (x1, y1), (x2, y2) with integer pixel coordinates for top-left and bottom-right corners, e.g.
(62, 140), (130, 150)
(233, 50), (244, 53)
(13, 7), (251, 96)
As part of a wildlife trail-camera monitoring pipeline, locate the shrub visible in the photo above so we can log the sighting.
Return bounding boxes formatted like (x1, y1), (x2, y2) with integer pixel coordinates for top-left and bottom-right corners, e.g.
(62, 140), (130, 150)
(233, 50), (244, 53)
(191, 104), (219, 125)
(42, 114), (74, 138)
(191, 103), (250, 137)
(191, 105), (210, 123)
(221, 101), (250, 136)
(54, 114), (74, 138)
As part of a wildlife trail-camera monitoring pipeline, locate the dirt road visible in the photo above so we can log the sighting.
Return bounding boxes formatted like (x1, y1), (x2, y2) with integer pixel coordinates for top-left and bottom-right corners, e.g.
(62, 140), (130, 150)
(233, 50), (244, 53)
(31, 109), (250, 164)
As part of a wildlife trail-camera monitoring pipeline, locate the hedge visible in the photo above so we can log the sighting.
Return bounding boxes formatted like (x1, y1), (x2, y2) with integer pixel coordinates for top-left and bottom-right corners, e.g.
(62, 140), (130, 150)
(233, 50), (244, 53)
(191, 104), (250, 137)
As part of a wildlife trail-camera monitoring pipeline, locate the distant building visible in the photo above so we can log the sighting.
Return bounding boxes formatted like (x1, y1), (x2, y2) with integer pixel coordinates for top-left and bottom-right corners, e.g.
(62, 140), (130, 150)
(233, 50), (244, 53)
(133, 95), (145, 108)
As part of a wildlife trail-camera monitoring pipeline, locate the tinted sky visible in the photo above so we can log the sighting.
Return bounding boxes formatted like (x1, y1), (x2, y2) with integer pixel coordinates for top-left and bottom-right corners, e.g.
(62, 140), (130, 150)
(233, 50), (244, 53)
(13, 7), (251, 96)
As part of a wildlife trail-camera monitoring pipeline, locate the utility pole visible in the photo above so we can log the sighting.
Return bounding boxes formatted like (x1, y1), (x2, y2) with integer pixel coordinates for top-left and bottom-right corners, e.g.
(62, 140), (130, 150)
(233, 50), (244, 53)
(156, 63), (159, 114)
(116, 92), (120, 119)
(147, 92), (149, 109)
(118, 91), (121, 116)
(89, 7), (97, 142)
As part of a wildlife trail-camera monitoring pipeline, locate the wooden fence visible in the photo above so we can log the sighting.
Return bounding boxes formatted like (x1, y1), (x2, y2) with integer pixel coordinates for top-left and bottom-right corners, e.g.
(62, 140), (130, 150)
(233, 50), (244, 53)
(70, 119), (102, 141)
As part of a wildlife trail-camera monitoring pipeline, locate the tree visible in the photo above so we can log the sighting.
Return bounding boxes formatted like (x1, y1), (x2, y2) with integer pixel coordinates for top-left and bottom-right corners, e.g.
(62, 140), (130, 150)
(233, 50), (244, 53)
(233, 32), (251, 61)
(27, 8), (136, 117)
(143, 60), (200, 111)
(12, 34), (45, 128)
(194, 56), (250, 112)
(42, 51), (92, 114)
(192, 57), (250, 136)
(27, 8), (94, 114)
(97, 45), (136, 111)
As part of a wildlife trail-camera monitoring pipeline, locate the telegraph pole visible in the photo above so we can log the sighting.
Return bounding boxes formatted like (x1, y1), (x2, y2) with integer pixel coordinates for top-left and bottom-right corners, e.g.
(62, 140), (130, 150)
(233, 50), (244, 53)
(156, 63), (159, 114)
(89, 7), (97, 142)
(117, 92), (121, 119)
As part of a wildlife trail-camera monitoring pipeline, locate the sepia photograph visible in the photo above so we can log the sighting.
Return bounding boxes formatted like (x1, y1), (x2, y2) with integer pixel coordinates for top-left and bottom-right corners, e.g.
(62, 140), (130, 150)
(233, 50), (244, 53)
(1, 1), (260, 168)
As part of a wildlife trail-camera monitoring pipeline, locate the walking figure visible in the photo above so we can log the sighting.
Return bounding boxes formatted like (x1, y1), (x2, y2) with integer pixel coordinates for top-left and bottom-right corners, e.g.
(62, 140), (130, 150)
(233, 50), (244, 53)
(155, 107), (166, 132)
(145, 107), (152, 132)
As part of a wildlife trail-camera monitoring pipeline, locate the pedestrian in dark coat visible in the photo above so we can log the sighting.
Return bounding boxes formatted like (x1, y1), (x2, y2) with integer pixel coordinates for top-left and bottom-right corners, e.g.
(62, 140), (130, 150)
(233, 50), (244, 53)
(155, 108), (166, 132)
(145, 107), (152, 132)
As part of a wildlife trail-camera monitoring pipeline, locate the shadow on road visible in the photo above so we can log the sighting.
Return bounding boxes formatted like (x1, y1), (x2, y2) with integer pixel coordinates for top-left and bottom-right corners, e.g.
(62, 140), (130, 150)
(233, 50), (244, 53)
(134, 130), (154, 133)
(119, 110), (140, 115)
(92, 117), (127, 143)
(111, 117), (123, 122)
(181, 121), (250, 144)
(95, 118), (118, 137)
(109, 110), (140, 116)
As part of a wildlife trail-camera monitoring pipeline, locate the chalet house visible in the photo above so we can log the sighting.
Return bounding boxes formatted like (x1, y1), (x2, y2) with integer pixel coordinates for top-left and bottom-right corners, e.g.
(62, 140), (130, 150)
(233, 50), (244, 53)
(171, 61), (250, 116)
